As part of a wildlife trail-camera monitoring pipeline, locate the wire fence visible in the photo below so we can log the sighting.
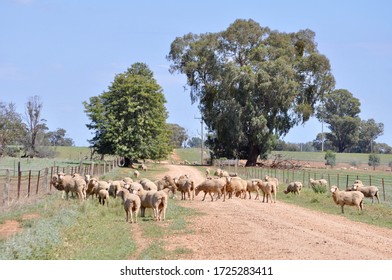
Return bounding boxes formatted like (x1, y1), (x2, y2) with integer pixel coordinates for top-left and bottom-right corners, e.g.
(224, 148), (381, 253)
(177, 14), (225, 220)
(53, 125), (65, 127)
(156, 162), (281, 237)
(213, 159), (392, 205)
(1, 159), (119, 208)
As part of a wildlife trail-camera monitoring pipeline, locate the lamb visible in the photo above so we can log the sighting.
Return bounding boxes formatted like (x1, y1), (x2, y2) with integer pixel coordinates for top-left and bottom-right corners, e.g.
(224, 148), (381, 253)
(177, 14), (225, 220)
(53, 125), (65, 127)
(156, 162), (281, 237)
(195, 177), (227, 201)
(174, 177), (195, 200)
(116, 188), (141, 223)
(330, 185), (364, 213)
(214, 169), (229, 178)
(133, 170), (140, 179)
(284, 181), (303, 195)
(98, 189), (109, 206)
(347, 183), (380, 204)
(260, 181), (277, 203)
(123, 177), (134, 185)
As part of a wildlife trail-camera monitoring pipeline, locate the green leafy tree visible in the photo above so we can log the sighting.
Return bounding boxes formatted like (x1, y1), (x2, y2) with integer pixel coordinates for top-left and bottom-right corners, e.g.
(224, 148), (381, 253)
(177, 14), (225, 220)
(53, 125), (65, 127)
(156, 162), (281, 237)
(368, 153), (380, 171)
(167, 123), (188, 148)
(167, 19), (335, 166)
(355, 119), (384, 153)
(324, 150), (336, 168)
(46, 128), (74, 146)
(83, 63), (171, 165)
(317, 89), (361, 152)
(187, 136), (202, 148)
(0, 101), (25, 156)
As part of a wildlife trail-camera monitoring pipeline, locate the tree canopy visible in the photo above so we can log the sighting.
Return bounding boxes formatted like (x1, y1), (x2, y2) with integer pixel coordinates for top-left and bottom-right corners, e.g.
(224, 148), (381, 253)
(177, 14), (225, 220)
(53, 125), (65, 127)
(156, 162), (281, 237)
(83, 63), (171, 164)
(317, 89), (361, 152)
(167, 19), (335, 165)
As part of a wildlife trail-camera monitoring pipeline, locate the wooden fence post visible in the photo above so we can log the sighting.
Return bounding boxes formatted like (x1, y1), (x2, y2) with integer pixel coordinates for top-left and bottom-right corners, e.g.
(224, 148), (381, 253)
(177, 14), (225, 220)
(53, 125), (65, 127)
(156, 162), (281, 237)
(27, 170), (32, 197)
(3, 169), (10, 206)
(36, 170), (41, 195)
(45, 168), (49, 193)
(17, 161), (21, 200)
(382, 178), (386, 201)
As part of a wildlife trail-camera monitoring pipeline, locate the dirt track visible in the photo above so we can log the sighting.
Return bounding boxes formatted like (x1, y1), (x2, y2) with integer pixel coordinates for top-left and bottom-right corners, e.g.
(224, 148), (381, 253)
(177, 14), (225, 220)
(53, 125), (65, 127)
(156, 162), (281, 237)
(153, 164), (392, 260)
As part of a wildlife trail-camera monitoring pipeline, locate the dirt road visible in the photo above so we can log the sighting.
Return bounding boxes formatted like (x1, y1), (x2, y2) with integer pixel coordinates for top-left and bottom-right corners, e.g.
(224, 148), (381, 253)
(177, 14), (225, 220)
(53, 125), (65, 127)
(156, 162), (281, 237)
(155, 164), (392, 260)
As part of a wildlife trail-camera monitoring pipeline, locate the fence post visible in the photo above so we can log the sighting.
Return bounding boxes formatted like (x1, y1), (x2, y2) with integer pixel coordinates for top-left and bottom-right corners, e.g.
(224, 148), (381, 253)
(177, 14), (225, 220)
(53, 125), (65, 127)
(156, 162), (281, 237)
(27, 170), (32, 198)
(3, 169), (10, 206)
(45, 168), (49, 193)
(36, 170), (41, 195)
(346, 175), (349, 189)
(17, 161), (21, 200)
(369, 175), (372, 186)
(382, 178), (386, 201)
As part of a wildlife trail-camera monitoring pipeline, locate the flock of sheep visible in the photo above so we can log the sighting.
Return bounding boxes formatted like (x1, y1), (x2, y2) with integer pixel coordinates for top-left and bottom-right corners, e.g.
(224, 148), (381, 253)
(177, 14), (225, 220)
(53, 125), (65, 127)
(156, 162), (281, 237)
(50, 166), (381, 224)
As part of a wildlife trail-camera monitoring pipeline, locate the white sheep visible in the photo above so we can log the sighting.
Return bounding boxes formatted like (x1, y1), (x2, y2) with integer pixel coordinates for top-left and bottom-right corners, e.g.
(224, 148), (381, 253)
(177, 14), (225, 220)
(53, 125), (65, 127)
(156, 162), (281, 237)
(139, 178), (158, 191)
(174, 177), (195, 200)
(284, 181), (303, 195)
(309, 178), (328, 191)
(129, 186), (168, 221)
(347, 183), (380, 204)
(133, 170), (140, 179)
(195, 177), (228, 201)
(260, 181), (277, 203)
(98, 189), (109, 206)
(265, 175), (279, 187)
(246, 179), (261, 200)
(57, 172), (86, 201)
(108, 180), (126, 198)
(116, 188), (141, 223)
(226, 176), (247, 199)
(330, 185), (364, 214)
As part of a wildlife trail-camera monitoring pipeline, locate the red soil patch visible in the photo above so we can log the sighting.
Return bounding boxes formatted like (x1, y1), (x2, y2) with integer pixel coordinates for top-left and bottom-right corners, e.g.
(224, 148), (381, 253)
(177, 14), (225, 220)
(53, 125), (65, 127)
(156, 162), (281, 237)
(0, 213), (40, 239)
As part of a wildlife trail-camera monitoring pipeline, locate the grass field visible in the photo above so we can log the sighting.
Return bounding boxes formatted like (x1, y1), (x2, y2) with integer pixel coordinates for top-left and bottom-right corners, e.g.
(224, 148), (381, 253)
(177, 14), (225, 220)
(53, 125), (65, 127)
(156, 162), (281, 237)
(2, 147), (392, 260)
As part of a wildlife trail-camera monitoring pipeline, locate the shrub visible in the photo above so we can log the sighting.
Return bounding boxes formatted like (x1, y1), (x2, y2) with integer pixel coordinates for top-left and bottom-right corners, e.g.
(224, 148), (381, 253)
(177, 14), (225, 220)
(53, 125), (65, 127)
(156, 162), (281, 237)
(368, 153), (380, 171)
(324, 150), (336, 168)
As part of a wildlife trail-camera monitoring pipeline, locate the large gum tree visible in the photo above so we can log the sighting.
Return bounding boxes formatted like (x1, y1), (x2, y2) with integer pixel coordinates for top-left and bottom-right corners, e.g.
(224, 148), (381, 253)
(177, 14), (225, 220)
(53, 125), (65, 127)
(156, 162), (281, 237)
(167, 19), (335, 166)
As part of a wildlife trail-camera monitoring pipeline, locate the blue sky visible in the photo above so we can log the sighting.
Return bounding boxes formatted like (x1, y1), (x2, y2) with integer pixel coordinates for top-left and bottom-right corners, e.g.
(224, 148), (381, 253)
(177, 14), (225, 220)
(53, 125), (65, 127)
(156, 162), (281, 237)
(1, 0), (391, 147)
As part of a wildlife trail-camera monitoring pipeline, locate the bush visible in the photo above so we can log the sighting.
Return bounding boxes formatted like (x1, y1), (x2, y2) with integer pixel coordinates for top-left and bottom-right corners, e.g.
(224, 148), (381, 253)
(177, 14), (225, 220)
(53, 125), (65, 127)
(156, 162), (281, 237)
(324, 150), (336, 168)
(311, 184), (327, 194)
(368, 153), (381, 171)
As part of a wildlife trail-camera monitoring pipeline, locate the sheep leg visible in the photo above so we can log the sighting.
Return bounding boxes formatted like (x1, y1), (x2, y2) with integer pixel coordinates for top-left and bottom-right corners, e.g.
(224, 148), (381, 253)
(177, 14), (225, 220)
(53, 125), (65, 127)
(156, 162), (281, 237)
(202, 192), (207, 201)
(209, 192), (214, 201)
(341, 205), (345, 214)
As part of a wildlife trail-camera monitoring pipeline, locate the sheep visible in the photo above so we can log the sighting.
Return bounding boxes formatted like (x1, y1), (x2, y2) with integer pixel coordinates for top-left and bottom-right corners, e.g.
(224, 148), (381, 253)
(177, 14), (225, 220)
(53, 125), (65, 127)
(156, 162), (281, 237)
(116, 188), (141, 223)
(246, 179), (262, 200)
(260, 181), (277, 203)
(57, 172), (86, 201)
(139, 178), (158, 191)
(309, 178), (328, 187)
(347, 183), (380, 204)
(284, 181), (303, 195)
(154, 175), (177, 198)
(265, 175), (279, 187)
(139, 163), (147, 171)
(195, 177), (228, 201)
(226, 176), (247, 199)
(51, 174), (66, 198)
(174, 177), (195, 200)
(133, 170), (140, 179)
(98, 189), (109, 206)
(123, 177), (134, 185)
(108, 180), (126, 198)
(330, 185), (364, 213)
(214, 169), (229, 178)
(130, 186), (168, 221)
(87, 178), (110, 199)
(205, 168), (210, 177)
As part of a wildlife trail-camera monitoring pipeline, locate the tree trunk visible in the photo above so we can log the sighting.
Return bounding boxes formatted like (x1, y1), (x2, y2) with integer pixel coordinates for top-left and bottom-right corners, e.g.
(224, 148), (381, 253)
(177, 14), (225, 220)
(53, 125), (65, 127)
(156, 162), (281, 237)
(245, 145), (260, 166)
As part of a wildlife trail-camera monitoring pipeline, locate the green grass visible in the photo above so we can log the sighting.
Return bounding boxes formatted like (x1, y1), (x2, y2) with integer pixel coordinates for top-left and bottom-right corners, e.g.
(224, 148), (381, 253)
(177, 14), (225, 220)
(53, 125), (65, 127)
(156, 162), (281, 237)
(172, 148), (207, 165)
(0, 165), (202, 260)
(278, 188), (392, 229)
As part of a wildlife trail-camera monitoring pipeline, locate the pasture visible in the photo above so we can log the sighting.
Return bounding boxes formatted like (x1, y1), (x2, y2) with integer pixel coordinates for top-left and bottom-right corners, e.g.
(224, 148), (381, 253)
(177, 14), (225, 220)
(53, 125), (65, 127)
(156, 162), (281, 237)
(2, 147), (392, 260)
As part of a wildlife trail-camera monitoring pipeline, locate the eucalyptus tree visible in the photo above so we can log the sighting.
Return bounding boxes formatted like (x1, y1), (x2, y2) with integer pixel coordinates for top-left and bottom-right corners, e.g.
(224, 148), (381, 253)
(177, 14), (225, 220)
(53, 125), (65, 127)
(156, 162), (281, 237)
(83, 63), (171, 165)
(167, 19), (335, 165)
(0, 101), (25, 156)
(317, 89), (361, 152)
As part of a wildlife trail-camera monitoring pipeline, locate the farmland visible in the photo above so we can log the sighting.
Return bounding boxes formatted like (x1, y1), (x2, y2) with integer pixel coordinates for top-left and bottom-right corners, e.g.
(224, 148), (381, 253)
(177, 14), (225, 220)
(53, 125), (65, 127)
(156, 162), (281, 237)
(1, 147), (392, 260)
